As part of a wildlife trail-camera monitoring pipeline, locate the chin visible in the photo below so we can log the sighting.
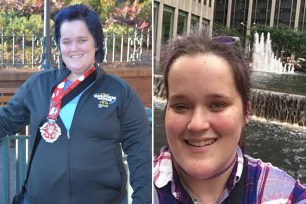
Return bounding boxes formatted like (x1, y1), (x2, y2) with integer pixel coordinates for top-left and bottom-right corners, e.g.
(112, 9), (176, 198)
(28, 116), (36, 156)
(177, 160), (215, 179)
(185, 167), (216, 180)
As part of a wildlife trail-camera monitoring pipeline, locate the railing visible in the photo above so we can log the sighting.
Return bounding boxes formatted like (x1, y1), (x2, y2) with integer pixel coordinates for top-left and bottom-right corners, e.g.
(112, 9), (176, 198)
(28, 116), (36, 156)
(0, 27), (152, 69)
(1, 134), (30, 204)
(0, 108), (152, 204)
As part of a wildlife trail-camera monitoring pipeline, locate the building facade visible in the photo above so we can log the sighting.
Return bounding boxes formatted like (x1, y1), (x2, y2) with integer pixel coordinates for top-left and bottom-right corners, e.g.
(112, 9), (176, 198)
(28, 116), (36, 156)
(215, 0), (306, 37)
(153, 0), (215, 63)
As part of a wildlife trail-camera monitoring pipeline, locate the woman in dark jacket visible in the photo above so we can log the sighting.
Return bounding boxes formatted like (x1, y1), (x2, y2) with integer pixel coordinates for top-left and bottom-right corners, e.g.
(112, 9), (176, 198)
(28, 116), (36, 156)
(0, 4), (151, 204)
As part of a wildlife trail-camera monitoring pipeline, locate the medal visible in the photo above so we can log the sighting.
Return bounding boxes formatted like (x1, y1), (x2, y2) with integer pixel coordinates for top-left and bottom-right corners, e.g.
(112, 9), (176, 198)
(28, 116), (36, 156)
(40, 66), (96, 143)
(40, 119), (61, 143)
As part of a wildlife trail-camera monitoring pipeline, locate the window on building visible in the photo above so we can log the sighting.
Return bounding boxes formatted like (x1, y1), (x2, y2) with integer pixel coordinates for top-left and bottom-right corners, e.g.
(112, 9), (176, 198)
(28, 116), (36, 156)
(177, 11), (188, 35)
(202, 18), (210, 28)
(209, 0), (212, 7)
(191, 15), (200, 29)
(162, 6), (174, 44)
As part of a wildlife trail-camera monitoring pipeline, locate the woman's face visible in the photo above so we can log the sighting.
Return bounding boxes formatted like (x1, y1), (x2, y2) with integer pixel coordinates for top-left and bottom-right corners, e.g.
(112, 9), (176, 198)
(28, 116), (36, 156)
(59, 20), (96, 75)
(165, 54), (249, 179)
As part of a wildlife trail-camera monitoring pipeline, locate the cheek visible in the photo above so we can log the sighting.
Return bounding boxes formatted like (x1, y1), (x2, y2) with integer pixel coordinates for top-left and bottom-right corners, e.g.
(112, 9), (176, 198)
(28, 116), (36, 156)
(212, 112), (244, 141)
(60, 46), (69, 55)
(165, 111), (187, 140)
(85, 43), (96, 53)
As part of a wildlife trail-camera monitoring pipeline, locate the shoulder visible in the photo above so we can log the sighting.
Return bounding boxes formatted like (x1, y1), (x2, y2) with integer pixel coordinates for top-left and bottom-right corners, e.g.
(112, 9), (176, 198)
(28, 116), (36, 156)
(103, 73), (131, 89)
(25, 68), (58, 84)
(154, 147), (173, 188)
(245, 155), (306, 203)
(246, 155), (296, 186)
(17, 68), (58, 95)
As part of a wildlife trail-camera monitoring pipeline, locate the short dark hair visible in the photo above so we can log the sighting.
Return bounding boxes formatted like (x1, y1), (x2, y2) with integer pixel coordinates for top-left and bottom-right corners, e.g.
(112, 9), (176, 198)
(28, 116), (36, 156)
(54, 4), (104, 63)
(161, 29), (250, 151)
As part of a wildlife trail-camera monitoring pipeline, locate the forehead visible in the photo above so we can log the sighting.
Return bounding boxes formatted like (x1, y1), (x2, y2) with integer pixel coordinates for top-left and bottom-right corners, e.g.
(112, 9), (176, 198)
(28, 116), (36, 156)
(60, 20), (91, 36)
(169, 54), (234, 79)
(167, 54), (238, 96)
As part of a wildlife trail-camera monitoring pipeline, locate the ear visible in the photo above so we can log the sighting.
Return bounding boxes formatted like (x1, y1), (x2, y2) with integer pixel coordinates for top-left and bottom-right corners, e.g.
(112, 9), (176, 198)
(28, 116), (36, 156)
(245, 101), (251, 125)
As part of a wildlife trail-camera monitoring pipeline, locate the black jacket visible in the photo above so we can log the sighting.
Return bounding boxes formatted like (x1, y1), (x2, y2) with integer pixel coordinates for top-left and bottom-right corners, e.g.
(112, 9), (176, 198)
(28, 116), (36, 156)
(0, 65), (152, 204)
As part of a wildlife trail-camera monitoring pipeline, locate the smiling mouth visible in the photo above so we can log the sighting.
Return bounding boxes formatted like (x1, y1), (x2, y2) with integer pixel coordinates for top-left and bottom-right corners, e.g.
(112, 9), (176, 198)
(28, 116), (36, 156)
(70, 55), (82, 59)
(185, 138), (217, 147)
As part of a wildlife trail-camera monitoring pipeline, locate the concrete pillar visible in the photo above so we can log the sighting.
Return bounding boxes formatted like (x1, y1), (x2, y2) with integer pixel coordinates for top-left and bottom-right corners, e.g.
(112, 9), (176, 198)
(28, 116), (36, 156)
(209, 0), (215, 37)
(187, 0), (192, 34)
(172, 1), (179, 38)
(270, 0), (276, 27)
(199, 0), (204, 30)
(246, 0), (253, 36)
(226, 0), (233, 28)
(245, 0), (253, 58)
(155, 2), (164, 62)
(295, 0), (301, 30)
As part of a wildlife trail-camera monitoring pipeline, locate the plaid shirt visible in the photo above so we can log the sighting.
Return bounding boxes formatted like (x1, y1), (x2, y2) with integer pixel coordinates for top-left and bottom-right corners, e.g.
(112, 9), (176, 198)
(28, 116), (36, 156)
(154, 146), (306, 204)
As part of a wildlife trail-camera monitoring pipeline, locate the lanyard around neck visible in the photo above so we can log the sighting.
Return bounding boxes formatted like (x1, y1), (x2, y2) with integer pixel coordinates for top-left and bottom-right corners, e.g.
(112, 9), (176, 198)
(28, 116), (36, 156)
(48, 66), (96, 121)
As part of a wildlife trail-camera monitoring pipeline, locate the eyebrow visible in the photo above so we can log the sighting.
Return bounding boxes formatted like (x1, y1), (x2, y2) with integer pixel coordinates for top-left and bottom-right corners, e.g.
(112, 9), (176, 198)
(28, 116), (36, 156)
(206, 93), (233, 100)
(61, 36), (88, 41)
(168, 94), (188, 100)
(168, 93), (233, 101)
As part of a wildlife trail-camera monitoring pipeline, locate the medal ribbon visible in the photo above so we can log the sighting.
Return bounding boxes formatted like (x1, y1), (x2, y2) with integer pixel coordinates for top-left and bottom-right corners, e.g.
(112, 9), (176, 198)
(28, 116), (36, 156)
(47, 66), (95, 121)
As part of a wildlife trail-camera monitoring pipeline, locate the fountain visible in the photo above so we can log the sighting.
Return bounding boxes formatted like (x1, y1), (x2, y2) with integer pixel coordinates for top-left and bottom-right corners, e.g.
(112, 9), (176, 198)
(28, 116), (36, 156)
(252, 32), (294, 73)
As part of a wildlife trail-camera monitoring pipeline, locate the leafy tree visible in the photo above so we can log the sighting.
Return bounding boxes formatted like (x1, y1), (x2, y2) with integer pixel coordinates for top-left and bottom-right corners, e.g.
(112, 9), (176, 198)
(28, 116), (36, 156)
(0, 0), (64, 19)
(0, 11), (48, 35)
(213, 23), (241, 37)
(106, 0), (151, 30)
(99, 0), (116, 23)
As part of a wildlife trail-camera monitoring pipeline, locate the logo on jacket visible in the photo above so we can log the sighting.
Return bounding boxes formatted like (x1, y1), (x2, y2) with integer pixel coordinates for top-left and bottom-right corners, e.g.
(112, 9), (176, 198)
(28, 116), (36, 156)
(94, 93), (116, 108)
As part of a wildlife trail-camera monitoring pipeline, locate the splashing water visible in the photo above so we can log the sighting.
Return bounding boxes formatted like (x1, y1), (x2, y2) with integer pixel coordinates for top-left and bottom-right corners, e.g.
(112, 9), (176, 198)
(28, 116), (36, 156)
(252, 32), (294, 73)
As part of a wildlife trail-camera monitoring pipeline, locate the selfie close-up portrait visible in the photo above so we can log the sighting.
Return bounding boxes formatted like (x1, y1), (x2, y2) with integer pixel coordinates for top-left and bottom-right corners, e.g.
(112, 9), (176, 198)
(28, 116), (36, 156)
(153, 0), (306, 203)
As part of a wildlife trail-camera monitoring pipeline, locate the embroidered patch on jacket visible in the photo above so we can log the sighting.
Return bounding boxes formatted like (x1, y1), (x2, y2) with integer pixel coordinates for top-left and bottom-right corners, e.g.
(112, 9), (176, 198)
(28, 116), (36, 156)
(94, 93), (116, 108)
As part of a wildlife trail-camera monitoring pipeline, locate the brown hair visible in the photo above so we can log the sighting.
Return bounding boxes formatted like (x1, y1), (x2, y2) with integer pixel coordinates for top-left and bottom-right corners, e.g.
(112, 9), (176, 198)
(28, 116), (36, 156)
(160, 29), (251, 151)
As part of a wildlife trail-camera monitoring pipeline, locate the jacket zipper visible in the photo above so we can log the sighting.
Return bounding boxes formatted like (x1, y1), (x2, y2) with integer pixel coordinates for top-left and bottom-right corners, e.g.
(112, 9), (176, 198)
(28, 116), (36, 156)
(67, 131), (70, 139)
(67, 131), (74, 204)
(65, 80), (97, 204)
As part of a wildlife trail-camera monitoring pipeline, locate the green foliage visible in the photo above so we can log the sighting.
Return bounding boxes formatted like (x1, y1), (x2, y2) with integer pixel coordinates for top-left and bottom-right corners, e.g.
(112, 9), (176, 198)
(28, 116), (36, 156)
(99, 0), (116, 23)
(137, 0), (151, 25)
(213, 23), (241, 37)
(103, 24), (141, 51)
(0, 0), (150, 68)
(249, 24), (306, 58)
(0, 0), (64, 19)
(104, 24), (132, 36)
(0, 11), (52, 35)
(106, 0), (151, 30)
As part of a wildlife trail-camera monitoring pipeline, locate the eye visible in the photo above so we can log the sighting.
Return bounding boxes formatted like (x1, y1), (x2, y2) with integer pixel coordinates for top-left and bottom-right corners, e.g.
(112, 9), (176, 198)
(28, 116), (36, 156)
(79, 39), (87, 43)
(170, 103), (190, 113)
(210, 102), (226, 111)
(61, 41), (71, 45)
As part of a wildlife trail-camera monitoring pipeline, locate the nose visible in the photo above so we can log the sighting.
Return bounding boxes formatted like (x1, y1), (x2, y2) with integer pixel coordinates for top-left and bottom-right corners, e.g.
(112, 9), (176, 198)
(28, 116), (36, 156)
(70, 42), (79, 51)
(187, 108), (210, 132)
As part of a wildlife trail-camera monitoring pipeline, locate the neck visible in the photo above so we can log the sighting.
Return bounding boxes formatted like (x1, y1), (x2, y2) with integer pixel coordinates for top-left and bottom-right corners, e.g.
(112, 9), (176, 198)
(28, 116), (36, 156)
(67, 65), (96, 82)
(67, 73), (81, 82)
(176, 158), (236, 204)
